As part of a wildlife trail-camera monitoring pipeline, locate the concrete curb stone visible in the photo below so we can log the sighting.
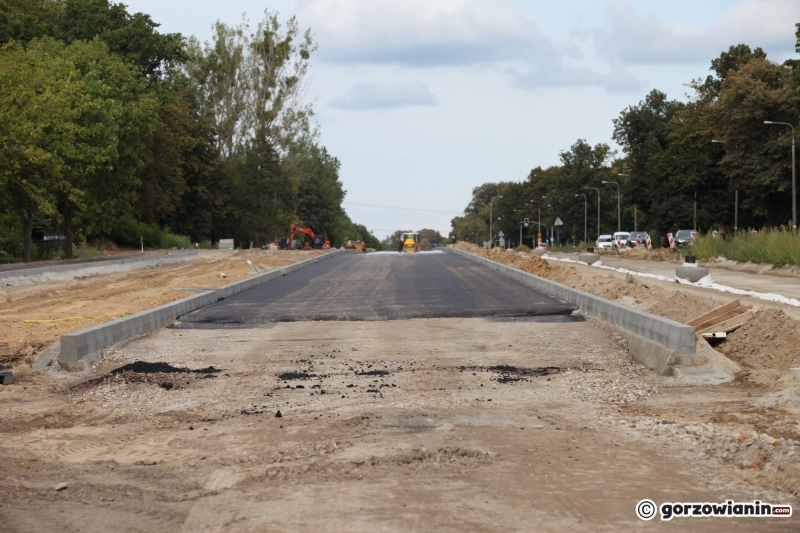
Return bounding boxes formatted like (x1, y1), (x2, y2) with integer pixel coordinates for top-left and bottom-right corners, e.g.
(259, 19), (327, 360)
(53, 249), (346, 372)
(447, 247), (696, 374)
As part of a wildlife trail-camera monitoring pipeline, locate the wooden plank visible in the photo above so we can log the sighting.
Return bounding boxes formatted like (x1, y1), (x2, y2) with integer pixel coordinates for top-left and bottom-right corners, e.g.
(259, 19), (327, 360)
(696, 311), (753, 335)
(693, 305), (748, 331)
(687, 300), (740, 327)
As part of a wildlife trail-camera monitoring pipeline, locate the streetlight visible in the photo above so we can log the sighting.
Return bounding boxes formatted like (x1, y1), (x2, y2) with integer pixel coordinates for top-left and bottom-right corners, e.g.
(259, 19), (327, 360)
(712, 139), (737, 232)
(602, 180), (620, 233)
(584, 187), (600, 241)
(489, 195), (503, 248)
(575, 194), (587, 245)
(764, 121), (796, 230)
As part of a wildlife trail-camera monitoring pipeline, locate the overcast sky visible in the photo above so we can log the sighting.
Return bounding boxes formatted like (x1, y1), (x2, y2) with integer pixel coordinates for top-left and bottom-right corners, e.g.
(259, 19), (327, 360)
(123, 0), (800, 236)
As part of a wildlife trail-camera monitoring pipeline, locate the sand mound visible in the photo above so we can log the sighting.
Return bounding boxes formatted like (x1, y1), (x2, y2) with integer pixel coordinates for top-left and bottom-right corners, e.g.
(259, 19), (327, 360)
(647, 291), (717, 323)
(453, 242), (558, 278)
(718, 309), (800, 372)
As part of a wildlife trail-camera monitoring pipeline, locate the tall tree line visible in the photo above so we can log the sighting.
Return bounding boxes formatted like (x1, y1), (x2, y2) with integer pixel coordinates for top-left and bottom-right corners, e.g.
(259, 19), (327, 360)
(452, 25), (800, 247)
(0, 0), (376, 262)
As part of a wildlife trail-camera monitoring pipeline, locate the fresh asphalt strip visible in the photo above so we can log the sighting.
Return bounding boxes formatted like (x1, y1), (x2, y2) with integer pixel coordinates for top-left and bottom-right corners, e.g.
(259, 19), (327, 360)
(177, 252), (576, 327)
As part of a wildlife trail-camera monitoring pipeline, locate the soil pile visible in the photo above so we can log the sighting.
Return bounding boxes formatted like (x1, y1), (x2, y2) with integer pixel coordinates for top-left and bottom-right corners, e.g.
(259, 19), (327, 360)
(454, 242), (559, 278)
(598, 246), (679, 262)
(718, 309), (800, 372)
(647, 291), (717, 323)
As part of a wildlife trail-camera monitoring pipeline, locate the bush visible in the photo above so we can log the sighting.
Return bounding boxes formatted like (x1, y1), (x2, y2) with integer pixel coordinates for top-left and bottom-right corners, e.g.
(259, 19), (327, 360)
(688, 228), (800, 266)
(160, 233), (191, 249)
(110, 217), (190, 249)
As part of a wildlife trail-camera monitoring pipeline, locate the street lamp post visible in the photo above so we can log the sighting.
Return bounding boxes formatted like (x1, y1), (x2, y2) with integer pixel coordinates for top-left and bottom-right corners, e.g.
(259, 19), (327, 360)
(584, 187), (600, 242)
(712, 139), (738, 232)
(601, 181), (620, 233)
(575, 194), (587, 245)
(764, 121), (796, 230)
(489, 195), (503, 248)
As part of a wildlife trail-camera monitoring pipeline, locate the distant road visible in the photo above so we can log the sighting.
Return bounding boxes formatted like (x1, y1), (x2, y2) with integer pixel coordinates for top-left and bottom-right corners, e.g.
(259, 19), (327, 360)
(0, 251), (152, 273)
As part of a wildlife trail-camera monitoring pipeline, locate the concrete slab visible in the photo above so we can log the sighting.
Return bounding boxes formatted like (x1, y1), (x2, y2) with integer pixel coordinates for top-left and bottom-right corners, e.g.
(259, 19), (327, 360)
(676, 266), (710, 282)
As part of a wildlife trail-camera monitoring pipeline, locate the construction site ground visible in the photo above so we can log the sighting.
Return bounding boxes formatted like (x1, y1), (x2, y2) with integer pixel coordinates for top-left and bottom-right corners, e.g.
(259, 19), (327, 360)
(0, 250), (798, 531)
(0, 249), (326, 365)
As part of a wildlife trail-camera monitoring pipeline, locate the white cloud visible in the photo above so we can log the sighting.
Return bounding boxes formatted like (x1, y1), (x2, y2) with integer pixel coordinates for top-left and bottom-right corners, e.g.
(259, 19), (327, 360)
(298, 0), (550, 66)
(593, 0), (800, 65)
(509, 63), (644, 93)
(330, 81), (440, 110)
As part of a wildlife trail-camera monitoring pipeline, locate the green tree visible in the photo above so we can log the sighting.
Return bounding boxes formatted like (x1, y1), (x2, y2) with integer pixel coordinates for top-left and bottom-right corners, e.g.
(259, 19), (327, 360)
(56, 0), (185, 81)
(711, 57), (800, 226)
(0, 0), (62, 44)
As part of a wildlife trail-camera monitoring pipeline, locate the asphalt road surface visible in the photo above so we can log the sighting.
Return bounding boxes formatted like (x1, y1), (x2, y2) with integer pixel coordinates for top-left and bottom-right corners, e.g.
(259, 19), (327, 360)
(179, 251), (575, 326)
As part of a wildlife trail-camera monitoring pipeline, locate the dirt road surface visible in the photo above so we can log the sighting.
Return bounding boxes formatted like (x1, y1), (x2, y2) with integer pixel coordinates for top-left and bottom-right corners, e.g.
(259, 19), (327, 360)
(577, 253), (800, 303)
(1, 252), (798, 531)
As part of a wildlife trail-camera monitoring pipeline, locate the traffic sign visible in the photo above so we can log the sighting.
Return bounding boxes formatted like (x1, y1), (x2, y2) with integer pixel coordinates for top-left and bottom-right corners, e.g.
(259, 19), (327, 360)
(554, 217), (563, 226)
(498, 231), (504, 237)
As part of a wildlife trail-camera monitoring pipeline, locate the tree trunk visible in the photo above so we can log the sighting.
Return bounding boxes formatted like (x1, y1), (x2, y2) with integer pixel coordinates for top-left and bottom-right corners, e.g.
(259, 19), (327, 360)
(64, 203), (74, 259)
(23, 201), (34, 263)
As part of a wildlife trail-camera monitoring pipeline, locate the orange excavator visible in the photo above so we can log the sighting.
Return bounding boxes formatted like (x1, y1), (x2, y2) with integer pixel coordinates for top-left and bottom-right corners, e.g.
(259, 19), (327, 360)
(287, 223), (330, 250)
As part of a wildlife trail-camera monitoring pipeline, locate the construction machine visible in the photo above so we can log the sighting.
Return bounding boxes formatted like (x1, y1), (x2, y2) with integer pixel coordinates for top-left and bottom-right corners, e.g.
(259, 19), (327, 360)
(344, 240), (367, 252)
(401, 232), (420, 253)
(287, 223), (330, 250)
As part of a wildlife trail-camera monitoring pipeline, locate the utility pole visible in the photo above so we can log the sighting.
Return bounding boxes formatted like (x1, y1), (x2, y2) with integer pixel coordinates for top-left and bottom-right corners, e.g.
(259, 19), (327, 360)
(634, 205), (637, 231)
(694, 191), (697, 230)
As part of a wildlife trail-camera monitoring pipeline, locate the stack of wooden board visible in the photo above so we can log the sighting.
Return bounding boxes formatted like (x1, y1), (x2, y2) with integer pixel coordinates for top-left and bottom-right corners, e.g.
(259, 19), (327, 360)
(0, 342), (12, 384)
(686, 300), (753, 338)
(0, 341), (11, 362)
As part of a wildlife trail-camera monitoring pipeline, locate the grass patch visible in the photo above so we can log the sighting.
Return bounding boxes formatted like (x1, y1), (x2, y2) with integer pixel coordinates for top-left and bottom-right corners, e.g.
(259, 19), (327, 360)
(688, 228), (800, 266)
(160, 233), (192, 249)
(71, 245), (102, 259)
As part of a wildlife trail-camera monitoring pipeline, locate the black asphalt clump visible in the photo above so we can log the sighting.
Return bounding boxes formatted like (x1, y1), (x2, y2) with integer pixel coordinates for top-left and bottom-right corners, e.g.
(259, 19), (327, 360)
(488, 365), (561, 375)
(489, 365), (563, 384)
(355, 370), (390, 377)
(160, 382), (174, 390)
(110, 362), (222, 375)
(278, 371), (316, 381)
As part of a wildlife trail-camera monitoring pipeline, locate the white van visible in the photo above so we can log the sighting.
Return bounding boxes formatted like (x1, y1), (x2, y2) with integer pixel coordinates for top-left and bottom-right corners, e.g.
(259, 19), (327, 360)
(612, 232), (630, 248)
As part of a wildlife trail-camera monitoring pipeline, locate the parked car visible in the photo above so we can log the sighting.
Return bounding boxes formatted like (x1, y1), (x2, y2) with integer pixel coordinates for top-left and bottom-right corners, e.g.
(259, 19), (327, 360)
(612, 232), (630, 248)
(674, 229), (696, 247)
(595, 234), (614, 249)
(625, 231), (649, 247)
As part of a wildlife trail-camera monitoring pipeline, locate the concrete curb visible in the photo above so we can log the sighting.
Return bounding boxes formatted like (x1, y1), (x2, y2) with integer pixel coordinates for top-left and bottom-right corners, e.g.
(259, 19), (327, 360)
(447, 248), (696, 374)
(51, 249), (346, 372)
(0, 250), (199, 287)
